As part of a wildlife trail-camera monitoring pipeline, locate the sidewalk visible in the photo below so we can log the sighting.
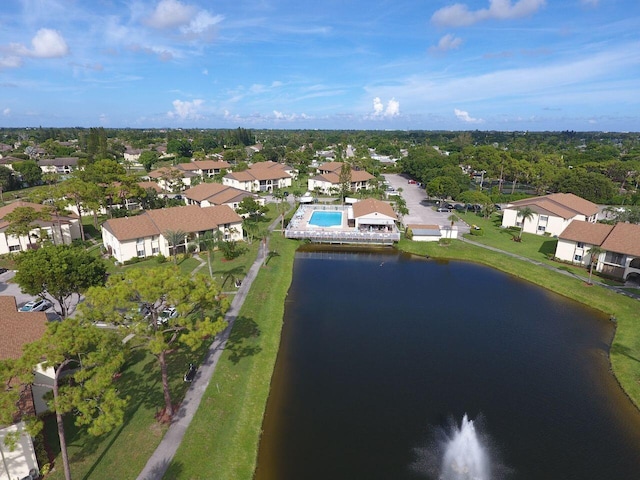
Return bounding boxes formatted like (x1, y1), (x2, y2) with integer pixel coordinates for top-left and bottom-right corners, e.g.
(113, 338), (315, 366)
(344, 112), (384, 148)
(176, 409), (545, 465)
(137, 212), (280, 480)
(136, 219), (279, 480)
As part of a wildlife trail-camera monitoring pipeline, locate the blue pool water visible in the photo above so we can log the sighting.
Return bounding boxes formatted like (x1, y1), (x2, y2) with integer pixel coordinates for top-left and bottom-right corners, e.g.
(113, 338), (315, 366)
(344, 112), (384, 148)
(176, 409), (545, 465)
(309, 211), (343, 227)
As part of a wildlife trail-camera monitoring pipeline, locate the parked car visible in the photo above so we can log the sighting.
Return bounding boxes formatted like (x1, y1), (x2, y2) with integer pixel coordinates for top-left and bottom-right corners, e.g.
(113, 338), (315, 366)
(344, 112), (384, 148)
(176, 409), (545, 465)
(494, 204), (502, 210)
(158, 307), (178, 324)
(0, 267), (8, 274)
(19, 298), (52, 312)
(436, 207), (451, 213)
(408, 179), (416, 184)
(454, 204), (466, 212)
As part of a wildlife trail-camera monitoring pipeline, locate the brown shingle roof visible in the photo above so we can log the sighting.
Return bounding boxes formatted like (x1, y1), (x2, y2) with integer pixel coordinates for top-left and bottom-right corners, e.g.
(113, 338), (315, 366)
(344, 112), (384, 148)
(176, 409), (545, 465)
(352, 198), (397, 219)
(102, 205), (242, 242)
(600, 223), (640, 257)
(318, 162), (343, 173)
(509, 193), (598, 218)
(0, 201), (77, 230)
(138, 181), (164, 193)
(558, 220), (613, 245)
(225, 162), (293, 182)
(183, 183), (255, 205)
(0, 296), (47, 361)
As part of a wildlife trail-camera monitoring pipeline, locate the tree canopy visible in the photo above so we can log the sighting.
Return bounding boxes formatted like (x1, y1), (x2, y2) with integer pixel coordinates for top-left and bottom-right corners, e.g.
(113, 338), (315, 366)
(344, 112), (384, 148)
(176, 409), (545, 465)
(82, 267), (229, 419)
(14, 244), (107, 318)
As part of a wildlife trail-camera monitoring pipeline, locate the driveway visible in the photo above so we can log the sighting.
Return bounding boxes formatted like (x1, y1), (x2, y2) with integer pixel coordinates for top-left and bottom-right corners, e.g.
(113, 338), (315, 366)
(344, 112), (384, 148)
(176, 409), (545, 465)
(383, 174), (470, 234)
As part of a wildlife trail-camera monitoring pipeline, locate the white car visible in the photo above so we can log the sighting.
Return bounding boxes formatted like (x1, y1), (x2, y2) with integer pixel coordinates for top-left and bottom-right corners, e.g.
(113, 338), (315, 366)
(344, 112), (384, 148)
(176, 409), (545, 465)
(19, 298), (53, 312)
(157, 307), (178, 324)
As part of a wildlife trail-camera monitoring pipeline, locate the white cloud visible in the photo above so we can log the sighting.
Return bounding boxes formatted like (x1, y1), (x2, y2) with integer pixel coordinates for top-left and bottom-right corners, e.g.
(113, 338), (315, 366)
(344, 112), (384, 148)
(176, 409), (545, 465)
(373, 97), (384, 115)
(9, 29), (69, 59)
(168, 99), (204, 120)
(3, 108), (10, 116)
(372, 97), (400, 117)
(429, 34), (463, 54)
(30, 29), (69, 58)
(0, 56), (22, 69)
(454, 108), (483, 123)
(145, 0), (223, 41)
(202, 68), (208, 75)
(432, 0), (546, 27)
(180, 11), (223, 40)
(146, 0), (197, 29)
(386, 98), (400, 117)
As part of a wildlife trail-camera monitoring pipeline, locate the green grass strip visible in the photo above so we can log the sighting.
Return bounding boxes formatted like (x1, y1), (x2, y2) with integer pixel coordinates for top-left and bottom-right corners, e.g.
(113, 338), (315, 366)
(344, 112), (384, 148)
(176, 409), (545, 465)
(166, 234), (298, 479)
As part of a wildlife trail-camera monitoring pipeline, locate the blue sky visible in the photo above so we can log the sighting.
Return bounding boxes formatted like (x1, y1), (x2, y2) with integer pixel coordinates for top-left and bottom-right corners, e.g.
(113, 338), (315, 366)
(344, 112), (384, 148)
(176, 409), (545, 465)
(1, 0), (639, 131)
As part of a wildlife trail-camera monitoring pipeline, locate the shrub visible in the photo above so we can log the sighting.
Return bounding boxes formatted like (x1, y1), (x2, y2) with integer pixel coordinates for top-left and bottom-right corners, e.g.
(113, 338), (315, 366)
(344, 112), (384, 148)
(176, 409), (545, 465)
(405, 227), (413, 240)
(470, 228), (484, 236)
(156, 254), (167, 264)
(123, 257), (141, 265)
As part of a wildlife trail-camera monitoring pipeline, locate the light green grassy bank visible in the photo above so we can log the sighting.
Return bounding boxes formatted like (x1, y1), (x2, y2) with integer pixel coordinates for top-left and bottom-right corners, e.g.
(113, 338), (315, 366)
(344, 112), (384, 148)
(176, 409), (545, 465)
(166, 234), (298, 479)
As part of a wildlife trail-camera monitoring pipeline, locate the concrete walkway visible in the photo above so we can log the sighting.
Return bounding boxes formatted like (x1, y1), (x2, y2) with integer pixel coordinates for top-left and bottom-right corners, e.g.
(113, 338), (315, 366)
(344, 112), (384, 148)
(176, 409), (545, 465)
(137, 230), (274, 480)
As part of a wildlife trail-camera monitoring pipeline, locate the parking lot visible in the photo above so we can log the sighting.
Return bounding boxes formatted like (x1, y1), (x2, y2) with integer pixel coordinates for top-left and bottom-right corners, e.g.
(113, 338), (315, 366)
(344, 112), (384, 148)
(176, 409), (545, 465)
(0, 269), (61, 320)
(383, 174), (470, 234)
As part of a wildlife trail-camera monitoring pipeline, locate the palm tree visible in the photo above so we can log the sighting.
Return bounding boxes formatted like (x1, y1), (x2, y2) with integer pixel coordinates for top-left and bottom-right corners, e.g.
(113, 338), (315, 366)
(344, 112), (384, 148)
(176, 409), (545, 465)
(164, 229), (186, 264)
(587, 245), (605, 285)
(516, 206), (535, 241)
(197, 230), (223, 278)
(447, 214), (458, 239)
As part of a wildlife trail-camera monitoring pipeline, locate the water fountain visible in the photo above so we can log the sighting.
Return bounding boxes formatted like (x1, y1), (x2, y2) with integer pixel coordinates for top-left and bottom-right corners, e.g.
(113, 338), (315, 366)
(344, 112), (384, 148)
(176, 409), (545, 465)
(440, 414), (490, 480)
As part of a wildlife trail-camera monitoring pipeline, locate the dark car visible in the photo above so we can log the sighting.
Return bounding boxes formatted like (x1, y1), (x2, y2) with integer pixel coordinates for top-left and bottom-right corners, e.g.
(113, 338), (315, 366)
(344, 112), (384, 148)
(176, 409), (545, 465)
(454, 204), (465, 212)
(494, 204), (502, 210)
(0, 267), (8, 274)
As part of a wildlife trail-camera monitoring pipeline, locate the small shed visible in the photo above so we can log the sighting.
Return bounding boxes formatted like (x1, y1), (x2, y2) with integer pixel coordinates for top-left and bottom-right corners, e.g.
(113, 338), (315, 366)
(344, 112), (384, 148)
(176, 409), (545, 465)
(407, 224), (449, 242)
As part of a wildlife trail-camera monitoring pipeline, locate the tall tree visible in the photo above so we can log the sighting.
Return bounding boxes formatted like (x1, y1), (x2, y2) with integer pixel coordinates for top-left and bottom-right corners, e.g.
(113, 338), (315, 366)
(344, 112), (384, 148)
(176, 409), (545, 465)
(0, 319), (127, 480)
(4, 206), (44, 248)
(164, 229), (187, 264)
(82, 267), (228, 419)
(59, 178), (102, 241)
(587, 245), (605, 285)
(14, 244), (107, 318)
(338, 162), (352, 202)
(516, 206), (535, 241)
(196, 230), (223, 278)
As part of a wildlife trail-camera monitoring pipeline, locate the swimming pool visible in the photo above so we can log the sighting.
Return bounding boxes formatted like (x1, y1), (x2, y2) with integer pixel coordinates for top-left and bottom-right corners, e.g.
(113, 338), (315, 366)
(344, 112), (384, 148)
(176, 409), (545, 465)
(308, 211), (343, 227)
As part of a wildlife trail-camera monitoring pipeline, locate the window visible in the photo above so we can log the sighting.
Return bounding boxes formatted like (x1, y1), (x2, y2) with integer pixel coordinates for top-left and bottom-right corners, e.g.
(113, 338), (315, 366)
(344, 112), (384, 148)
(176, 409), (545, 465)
(537, 225), (546, 232)
(605, 252), (624, 265)
(539, 215), (549, 222)
(8, 245), (21, 252)
(152, 247), (159, 254)
(574, 254), (583, 262)
(577, 242), (585, 248)
(516, 221), (522, 227)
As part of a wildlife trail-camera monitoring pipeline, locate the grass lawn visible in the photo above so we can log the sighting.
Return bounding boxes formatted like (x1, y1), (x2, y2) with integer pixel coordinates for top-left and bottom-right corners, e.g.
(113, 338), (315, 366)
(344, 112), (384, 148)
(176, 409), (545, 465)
(166, 234), (298, 480)
(454, 211), (622, 283)
(42, 339), (209, 480)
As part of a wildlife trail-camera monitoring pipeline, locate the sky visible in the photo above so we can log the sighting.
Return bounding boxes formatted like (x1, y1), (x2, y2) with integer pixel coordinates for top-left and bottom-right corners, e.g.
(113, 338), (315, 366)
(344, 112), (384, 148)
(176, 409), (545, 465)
(1, 0), (639, 131)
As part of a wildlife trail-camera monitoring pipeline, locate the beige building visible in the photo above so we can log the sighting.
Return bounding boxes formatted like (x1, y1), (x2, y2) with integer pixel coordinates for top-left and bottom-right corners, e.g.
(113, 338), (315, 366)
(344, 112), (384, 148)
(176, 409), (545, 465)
(556, 220), (640, 282)
(183, 183), (263, 210)
(101, 204), (244, 263)
(308, 162), (374, 194)
(501, 193), (599, 237)
(0, 201), (81, 254)
(223, 161), (294, 192)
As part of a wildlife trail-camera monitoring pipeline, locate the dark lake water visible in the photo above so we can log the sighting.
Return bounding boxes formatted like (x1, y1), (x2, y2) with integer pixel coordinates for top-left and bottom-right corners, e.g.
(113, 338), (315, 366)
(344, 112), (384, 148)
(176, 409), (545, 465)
(254, 249), (640, 480)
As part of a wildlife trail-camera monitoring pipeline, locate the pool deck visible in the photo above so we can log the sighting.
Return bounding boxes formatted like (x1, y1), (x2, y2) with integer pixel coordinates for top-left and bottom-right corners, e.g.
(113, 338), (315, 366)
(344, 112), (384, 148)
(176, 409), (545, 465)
(285, 205), (401, 245)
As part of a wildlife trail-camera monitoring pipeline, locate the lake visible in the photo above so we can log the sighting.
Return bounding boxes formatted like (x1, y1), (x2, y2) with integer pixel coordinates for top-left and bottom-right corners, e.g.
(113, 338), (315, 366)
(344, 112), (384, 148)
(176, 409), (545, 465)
(254, 249), (640, 480)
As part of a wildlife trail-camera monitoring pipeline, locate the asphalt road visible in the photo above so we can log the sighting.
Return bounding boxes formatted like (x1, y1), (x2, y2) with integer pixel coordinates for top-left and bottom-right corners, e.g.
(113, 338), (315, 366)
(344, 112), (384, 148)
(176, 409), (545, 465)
(383, 173), (470, 234)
